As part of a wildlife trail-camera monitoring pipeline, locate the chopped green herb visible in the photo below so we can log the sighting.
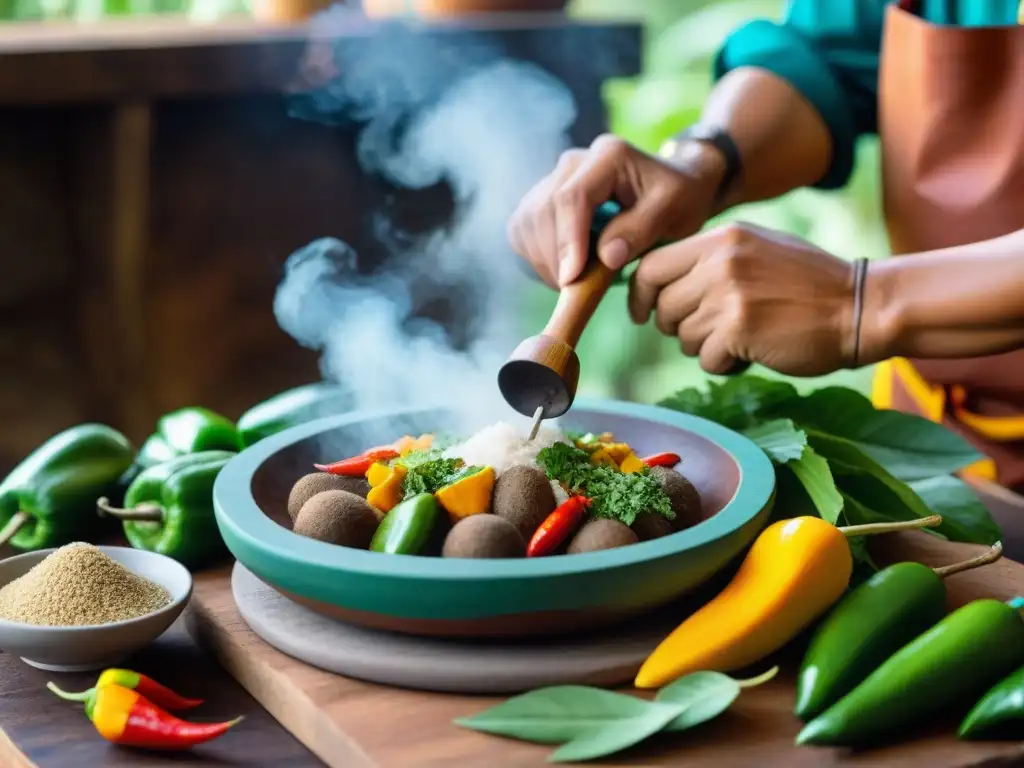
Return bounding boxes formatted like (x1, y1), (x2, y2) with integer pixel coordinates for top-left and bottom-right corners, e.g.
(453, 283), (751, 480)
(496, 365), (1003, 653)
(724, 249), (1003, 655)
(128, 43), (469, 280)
(392, 448), (445, 470)
(402, 457), (465, 498)
(536, 443), (673, 527)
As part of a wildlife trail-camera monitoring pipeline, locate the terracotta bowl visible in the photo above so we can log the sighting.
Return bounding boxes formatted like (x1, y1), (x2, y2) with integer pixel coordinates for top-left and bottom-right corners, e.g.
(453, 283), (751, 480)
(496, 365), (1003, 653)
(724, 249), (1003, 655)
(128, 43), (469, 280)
(213, 398), (774, 639)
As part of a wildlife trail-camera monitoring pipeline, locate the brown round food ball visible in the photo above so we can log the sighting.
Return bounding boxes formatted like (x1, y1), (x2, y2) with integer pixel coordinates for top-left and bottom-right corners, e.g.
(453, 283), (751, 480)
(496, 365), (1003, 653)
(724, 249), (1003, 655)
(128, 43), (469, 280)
(492, 465), (556, 541)
(631, 510), (675, 542)
(293, 490), (380, 548)
(442, 515), (526, 559)
(567, 518), (639, 554)
(288, 472), (370, 521)
(650, 466), (703, 530)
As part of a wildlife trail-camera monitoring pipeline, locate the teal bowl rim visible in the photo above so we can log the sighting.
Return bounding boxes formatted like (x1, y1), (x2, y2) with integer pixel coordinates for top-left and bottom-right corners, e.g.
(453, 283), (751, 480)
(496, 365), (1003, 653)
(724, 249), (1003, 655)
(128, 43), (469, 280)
(213, 397), (775, 582)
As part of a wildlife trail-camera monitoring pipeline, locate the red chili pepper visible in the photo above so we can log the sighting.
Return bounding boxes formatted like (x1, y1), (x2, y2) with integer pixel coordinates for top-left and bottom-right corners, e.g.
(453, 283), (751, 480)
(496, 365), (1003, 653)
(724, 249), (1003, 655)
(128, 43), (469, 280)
(48, 682), (241, 750)
(527, 496), (590, 557)
(314, 448), (400, 476)
(52, 668), (202, 711)
(641, 452), (681, 468)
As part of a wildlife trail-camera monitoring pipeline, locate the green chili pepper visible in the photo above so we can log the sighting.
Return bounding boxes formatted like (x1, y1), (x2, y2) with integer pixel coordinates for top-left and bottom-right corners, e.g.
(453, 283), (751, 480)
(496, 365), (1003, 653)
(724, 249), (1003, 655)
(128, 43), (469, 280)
(369, 493), (440, 555)
(795, 543), (1004, 721)
(136, 408), (242, 469)
(0, 424), (135, 552)
(96, 450), (235, 568)
(797, 597), (1024, 747)
(959, 662), (1024, 740)
(237, 383), (352, 448)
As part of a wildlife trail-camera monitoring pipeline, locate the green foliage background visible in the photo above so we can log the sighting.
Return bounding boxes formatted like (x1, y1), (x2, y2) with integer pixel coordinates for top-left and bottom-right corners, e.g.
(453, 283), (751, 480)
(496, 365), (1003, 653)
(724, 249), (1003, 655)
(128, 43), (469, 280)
(523, 0), (890, 403)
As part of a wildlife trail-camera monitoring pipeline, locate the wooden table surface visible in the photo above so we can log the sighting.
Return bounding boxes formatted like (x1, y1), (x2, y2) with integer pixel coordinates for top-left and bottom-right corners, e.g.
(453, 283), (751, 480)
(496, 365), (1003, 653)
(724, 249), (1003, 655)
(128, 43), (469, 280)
(2, 476), (1023, 767)
(0, 615), (324, 767)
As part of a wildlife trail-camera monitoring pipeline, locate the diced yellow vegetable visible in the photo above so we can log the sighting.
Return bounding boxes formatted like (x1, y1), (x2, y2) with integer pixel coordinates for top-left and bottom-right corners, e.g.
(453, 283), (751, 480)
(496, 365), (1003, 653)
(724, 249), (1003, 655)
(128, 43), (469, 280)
(435, 466), (496, 523)
(602, 442), (633, 463)
(619, 451), (645, 474)
(366, 461), (393, 487)
(589, 447), (618, 468)
(367, 464), (408, 513)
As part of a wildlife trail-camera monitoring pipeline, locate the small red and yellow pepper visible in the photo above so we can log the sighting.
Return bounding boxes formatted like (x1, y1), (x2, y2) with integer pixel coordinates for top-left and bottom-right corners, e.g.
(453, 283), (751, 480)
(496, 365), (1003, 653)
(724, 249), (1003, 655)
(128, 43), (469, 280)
(48, 681), (241, 749)
(527, 496), (590, 557)
(641, 452), (681, 469)
(71, 668), (204, 710)
(315, 448), (400, 477)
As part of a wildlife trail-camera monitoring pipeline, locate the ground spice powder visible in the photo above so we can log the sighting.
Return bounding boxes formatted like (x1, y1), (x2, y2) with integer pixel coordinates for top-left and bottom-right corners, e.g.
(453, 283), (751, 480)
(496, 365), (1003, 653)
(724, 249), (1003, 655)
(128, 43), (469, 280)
(0, 542), (171, 626)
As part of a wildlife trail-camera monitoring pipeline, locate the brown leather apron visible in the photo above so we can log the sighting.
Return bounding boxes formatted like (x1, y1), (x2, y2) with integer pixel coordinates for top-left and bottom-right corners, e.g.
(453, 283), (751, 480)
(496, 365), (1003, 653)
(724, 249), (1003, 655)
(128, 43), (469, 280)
(872, 4), (1024, 490)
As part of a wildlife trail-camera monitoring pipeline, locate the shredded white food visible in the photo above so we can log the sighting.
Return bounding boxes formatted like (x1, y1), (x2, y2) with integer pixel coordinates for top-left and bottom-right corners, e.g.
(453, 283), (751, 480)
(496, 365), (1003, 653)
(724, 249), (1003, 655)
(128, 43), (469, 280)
(444, 421), (566, 476)
(550, 479), (570, 506)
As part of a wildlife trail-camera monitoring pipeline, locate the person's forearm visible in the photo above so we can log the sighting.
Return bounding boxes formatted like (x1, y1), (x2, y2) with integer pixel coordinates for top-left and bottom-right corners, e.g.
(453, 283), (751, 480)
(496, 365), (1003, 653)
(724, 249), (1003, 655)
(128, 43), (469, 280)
(675, 67), (834, 209)
(861, 228), (1024, 363)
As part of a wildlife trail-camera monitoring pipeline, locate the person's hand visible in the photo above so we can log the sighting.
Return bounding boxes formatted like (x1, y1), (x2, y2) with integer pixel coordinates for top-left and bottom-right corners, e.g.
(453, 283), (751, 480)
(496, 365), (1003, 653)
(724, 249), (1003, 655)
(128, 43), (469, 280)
(508, 134), (726, 288)
(630, 222), (860, 376)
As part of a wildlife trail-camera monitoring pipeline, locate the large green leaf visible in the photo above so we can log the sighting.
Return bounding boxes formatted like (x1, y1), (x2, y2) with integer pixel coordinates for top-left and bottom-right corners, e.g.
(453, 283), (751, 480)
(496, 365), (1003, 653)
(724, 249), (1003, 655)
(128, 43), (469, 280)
(909, 476), (1002, 546)
(659, 376), (800, 431)
(741, 419), (806, 464)
(771, 463), (821, 524)
(655, 667), (776, 732)
(806, 430), (935, 521)
(455, 685), (684, 763)
(788, 446), (843, 524)
(768, 387), (982, 481)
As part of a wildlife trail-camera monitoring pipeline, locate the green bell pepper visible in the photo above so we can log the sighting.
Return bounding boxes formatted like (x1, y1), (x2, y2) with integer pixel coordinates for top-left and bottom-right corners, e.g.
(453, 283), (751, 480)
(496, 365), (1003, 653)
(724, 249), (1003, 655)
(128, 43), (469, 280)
(236, 383), (352, 448)
(136, 407), (242, 469)
(369, 493), (440, 555)
(797, 597), (1024, 747)
(959, 663), (1024, 739)
(795, 562), (949, 721)
(0, 424), (135, 552)
(97, 450), (235, 569)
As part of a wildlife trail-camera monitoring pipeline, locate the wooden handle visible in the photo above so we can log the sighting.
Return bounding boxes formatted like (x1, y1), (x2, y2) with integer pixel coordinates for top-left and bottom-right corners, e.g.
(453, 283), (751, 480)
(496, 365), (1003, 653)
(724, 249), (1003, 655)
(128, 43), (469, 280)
(541, 260), (617, 348)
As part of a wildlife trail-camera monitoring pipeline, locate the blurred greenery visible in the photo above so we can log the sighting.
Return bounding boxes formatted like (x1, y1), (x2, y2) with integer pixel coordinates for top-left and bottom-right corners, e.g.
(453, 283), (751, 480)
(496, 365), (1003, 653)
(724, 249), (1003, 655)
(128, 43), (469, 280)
(524, 0), (890, 404)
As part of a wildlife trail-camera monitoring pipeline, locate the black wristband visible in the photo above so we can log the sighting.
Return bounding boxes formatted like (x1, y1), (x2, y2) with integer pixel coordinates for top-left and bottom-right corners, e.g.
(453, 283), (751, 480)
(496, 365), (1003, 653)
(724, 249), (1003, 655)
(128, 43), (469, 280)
(668, 125), (743, 203)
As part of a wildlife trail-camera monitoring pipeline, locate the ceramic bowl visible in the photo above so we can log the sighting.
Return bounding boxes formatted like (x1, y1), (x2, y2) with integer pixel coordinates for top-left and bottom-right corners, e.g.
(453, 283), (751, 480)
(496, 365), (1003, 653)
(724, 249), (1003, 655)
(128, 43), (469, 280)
(213, 398), (775, 638)
(0, 546), (193, 672)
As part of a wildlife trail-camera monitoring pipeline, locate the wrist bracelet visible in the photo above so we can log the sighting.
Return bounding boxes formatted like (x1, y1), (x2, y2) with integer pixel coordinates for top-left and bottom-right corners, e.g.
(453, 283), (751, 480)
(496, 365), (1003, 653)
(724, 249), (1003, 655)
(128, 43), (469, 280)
(851, 258), (870, 367)
(659, 126), (742, 203)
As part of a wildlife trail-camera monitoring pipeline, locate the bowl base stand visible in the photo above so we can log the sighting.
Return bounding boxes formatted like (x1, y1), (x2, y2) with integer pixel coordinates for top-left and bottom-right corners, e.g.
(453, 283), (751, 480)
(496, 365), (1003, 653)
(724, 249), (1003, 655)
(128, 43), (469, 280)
(232, 562), (680, 694)
(21, 655), (128, 673)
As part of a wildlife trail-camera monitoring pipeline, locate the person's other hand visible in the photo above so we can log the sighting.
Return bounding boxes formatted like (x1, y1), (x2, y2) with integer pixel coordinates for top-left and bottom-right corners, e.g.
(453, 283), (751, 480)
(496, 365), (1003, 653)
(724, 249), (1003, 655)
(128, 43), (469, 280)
(508, 134), (725, 288)
(630, 222), (859, 376)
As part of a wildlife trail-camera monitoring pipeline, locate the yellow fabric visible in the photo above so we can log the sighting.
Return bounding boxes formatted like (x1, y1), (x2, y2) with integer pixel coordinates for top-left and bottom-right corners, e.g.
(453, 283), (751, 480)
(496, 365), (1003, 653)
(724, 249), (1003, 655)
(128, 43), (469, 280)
(871, 359), (1001, 482)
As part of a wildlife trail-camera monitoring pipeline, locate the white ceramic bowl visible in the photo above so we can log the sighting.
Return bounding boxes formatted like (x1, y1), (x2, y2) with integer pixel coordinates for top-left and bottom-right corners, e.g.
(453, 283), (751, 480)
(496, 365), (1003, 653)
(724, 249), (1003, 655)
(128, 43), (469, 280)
(0, 546), (193, 672)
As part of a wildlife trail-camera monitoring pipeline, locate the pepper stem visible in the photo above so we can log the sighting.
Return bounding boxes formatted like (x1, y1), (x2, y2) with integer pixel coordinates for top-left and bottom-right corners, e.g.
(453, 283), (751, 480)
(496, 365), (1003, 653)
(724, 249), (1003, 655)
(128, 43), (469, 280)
(838, 514), (943, 537)
(736, 666), (779, 689)
(96, 497), (164, 523)
(933, 541), (1003, 578)
(46, 682), (92, 702)
(0, 511), (29, 549)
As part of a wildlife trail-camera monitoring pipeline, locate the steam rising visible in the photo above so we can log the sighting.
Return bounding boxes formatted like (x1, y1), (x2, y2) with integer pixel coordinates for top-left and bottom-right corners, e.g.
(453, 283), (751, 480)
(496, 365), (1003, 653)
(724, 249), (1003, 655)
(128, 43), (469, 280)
(274, 16), (577, 435)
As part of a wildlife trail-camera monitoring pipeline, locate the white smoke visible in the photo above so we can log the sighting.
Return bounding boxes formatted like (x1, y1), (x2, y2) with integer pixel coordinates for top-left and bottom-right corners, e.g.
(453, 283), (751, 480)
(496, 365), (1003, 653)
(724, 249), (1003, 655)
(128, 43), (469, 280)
(274, 13), (577, 434)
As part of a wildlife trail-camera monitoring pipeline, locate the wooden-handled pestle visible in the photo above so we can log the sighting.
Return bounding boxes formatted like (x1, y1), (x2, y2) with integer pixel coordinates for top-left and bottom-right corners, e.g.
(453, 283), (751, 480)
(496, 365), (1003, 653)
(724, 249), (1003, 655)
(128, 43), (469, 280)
(498, 199), (752, 423)
(498, 202), (622, 421)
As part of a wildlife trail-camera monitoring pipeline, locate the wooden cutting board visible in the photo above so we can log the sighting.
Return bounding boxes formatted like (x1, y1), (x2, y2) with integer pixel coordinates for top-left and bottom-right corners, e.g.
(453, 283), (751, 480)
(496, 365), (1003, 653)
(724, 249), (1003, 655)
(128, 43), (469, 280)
(186, 531), (1024, 768)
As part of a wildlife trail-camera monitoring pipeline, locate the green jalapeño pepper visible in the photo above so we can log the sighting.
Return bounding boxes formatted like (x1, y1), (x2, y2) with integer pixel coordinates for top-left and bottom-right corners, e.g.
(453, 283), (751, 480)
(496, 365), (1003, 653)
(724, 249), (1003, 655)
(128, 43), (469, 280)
(136, 407), (242, 469)
(797, 597), (1024, 747)
(795, 542), (1004, 721)
(237, 383), (352, 448)
(96, 450), (235, 568)
(959, 660), (1024, 740)
(369, 493), (440, 555)
(0, 424), (135, 552)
